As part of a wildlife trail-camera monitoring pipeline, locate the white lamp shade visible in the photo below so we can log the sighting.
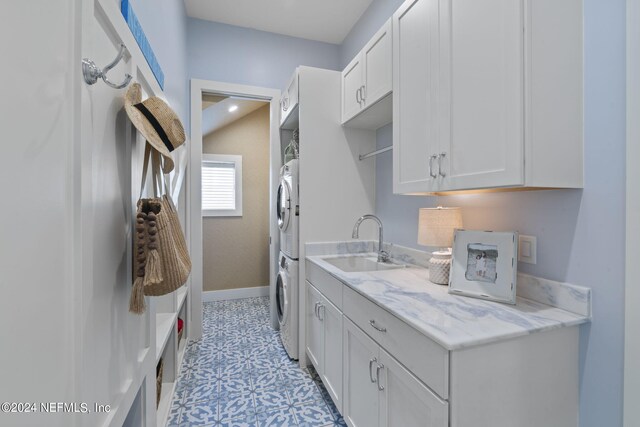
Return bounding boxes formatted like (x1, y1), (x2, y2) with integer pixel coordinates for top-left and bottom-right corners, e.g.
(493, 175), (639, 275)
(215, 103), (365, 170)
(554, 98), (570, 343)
(418, 207), (463, 248)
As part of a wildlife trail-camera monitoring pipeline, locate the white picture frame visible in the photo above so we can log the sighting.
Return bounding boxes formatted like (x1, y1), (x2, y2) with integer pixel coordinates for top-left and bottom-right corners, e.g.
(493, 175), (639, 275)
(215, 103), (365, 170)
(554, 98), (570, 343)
(449, 230), (518, 305)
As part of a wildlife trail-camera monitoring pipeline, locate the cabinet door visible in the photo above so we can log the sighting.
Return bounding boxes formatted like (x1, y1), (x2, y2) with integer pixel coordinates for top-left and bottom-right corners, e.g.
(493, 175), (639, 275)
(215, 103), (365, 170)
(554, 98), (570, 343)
(362, 19), (392, 108)
(306, 283), (323, 372)
(320, 295), (343, 412)
(287, 71), (299, 114)
(281, 72), (299, 126)
(393, 0), (443, 194)
(343, 319), (380, 427)
(342, 54), (364, 123)
(439, 0), (523, 190)
(379, 349), (449, 427)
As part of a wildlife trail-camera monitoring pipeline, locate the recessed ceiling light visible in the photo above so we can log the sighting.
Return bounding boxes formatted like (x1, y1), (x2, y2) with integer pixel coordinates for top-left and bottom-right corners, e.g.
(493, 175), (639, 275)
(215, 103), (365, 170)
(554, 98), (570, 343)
(228, 105), (238, 112)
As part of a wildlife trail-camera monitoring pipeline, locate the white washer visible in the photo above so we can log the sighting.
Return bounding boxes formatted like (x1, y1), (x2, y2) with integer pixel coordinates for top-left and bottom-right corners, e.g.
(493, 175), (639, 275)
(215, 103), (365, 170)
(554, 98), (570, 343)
(276, 251), (299, 360)
(278, 159), (299, 259)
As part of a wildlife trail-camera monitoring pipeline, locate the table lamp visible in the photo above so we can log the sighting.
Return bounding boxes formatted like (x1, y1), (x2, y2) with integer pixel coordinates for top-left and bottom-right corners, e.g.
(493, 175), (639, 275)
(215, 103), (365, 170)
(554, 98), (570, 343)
(418, 207), (463, 285)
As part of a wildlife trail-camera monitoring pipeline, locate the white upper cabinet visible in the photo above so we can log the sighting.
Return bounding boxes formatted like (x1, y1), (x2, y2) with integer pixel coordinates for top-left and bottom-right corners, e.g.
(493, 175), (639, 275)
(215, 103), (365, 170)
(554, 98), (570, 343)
(393, 0), (442, 193)
(441, 0), (524, 191)
(362, 21), (393, 110)
(280, 70), (299, 127)
(393, 0), (583, 194)
(341, 19), (393, 129)
(342, 55), (365, 123)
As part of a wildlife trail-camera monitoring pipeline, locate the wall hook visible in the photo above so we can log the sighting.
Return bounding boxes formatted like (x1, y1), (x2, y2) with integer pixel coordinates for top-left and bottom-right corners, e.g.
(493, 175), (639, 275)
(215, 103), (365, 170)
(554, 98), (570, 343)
(82, 43), (133, 89)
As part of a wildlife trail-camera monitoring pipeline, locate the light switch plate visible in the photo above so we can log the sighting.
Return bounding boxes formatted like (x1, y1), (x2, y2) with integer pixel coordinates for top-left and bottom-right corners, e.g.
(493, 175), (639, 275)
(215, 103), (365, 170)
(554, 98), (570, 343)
(518, 235), (537, 264)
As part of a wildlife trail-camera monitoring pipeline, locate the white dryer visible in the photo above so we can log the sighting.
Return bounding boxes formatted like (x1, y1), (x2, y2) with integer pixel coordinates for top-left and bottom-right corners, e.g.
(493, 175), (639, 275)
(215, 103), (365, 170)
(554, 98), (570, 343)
(277, 251), (298, 359)
(278, 159), (299, 259)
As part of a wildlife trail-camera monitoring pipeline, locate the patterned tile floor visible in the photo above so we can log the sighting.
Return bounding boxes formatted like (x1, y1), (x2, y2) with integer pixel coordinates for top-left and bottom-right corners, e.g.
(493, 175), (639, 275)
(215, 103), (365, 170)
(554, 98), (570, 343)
(167, 297), (347, 427)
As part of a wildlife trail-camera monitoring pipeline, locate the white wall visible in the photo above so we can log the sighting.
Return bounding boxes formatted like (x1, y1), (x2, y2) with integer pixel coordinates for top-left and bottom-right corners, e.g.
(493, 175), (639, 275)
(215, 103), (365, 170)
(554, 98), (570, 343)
(0, 2), (77, 426)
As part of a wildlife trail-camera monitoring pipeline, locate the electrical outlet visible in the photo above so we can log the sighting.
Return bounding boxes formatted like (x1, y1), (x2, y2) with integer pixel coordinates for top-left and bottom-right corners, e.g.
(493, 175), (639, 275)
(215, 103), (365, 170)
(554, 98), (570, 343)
(518, 235), (537, 264)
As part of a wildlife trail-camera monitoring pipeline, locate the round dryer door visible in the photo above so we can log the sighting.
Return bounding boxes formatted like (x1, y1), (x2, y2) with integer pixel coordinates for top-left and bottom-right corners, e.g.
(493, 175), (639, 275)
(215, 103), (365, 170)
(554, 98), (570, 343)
(276, 271), (289, 326)
(277, 180), (291, 231)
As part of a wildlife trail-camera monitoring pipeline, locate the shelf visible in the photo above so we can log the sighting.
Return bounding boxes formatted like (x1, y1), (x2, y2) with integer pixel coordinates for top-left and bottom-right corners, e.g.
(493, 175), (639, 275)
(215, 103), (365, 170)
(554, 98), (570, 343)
(280, 104), (299, 130)
(156, 313), (177, 363)
(156, 381), (175, 427)
(177, 286), (188, 312)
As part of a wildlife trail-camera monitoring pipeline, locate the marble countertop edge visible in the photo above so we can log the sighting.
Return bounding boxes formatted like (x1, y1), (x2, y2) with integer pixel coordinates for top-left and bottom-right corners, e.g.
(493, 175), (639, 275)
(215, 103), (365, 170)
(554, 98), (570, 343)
(305, 251), (590, 351)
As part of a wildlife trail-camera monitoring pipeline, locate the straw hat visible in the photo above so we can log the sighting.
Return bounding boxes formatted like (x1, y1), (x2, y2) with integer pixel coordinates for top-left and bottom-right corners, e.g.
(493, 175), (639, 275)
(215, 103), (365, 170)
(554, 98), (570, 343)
(124, 83), (185, 173)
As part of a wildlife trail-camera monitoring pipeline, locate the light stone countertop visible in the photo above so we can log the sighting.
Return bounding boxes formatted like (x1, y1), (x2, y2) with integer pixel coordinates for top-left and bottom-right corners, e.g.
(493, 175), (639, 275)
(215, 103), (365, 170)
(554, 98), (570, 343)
(306, 245), (590, 351)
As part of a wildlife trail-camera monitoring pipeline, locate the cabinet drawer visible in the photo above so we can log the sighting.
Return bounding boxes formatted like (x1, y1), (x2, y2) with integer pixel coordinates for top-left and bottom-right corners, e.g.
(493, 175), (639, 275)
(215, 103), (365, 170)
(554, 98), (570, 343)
(343, 286), (449, 399)
(306, 260), (343, 309)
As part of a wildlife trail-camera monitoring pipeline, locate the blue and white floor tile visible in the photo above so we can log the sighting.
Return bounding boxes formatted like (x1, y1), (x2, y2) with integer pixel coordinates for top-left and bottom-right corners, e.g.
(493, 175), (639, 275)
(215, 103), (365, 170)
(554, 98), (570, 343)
(167, 297), (347, 427)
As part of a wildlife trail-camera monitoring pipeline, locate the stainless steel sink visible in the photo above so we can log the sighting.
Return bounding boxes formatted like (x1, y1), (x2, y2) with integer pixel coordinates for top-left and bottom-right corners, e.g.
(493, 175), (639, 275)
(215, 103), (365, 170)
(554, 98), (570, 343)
(324, 256), (405, 273)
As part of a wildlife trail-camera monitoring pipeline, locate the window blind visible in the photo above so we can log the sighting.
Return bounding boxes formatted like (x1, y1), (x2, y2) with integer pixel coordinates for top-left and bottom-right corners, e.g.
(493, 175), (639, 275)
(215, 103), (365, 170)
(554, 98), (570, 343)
(202, 161), (236, 210)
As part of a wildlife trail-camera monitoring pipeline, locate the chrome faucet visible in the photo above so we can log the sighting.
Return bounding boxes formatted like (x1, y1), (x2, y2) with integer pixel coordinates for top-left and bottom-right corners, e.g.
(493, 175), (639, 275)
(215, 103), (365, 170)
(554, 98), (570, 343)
(352, 214), (389, 263)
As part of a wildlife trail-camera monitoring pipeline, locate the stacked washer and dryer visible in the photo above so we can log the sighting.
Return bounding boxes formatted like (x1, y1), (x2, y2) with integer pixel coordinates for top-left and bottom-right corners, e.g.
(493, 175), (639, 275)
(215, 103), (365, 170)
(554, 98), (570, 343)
(276, 158), (300, 359)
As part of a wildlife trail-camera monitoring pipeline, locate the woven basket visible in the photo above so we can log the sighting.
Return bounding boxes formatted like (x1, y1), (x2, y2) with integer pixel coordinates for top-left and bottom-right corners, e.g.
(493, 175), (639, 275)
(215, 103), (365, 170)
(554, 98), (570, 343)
(141, 196), (191, 297)
(156, 359), (164, 408)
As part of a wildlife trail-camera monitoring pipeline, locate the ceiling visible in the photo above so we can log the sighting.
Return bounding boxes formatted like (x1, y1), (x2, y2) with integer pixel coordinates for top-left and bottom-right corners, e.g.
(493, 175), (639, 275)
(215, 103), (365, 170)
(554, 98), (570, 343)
(184, 0), (374, 44)
(202, 93), (227, 110)
(202, 96), (268, 136)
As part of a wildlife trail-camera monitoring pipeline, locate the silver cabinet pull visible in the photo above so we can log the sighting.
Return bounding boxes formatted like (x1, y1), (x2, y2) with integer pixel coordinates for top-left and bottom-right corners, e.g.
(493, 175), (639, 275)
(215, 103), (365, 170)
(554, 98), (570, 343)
(438, 152), (446, 177)
(429, 155), (438, 178)
(283, 97), (289, 111)
(318, 304), (325, 321)
(369, 357), (378, 383)
(376, 364), (385, 391)
(369, 319), (387, 333)
(361, 85), (366, 101)
(314, 302), (320, 318)
(356, 87), (362, 105)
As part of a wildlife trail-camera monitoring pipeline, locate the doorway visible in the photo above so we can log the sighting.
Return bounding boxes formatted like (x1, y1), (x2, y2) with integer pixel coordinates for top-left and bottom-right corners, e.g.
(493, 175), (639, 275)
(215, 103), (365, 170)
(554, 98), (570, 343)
(188, 80), (282, 339)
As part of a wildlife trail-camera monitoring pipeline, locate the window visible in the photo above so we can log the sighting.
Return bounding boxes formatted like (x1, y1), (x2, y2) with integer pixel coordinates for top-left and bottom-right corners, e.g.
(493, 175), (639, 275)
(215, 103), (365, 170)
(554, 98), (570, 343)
(202, 154), (242, 217)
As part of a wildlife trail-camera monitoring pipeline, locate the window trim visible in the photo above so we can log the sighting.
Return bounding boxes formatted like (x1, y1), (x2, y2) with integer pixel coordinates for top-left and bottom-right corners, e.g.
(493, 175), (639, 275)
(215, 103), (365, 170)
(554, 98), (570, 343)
(201, 153), (243, 217)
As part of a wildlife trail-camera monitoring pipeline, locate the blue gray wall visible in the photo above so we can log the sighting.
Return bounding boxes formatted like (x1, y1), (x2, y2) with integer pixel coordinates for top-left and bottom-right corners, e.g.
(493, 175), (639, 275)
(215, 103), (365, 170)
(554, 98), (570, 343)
(129, 0), (189, 125)
(348, 1), (626, 426)
(339, 0), (406, 68)
(187, 18), (341, 90)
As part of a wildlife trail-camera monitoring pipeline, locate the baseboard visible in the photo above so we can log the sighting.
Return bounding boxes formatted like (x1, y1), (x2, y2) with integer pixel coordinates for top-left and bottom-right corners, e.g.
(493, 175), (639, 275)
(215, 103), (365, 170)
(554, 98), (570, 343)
(202, 286), (269, 302)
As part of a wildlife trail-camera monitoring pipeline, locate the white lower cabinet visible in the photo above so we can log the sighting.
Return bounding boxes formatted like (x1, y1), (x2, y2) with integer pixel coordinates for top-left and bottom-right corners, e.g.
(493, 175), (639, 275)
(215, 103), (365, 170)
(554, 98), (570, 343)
(305, 282), (343, 411)
(379, 348), (448, 427)
(307, 262), (579, 427)
(306, 283), (323, 370)
(343, 318), (381, 427)
(343, 318), (448, 427)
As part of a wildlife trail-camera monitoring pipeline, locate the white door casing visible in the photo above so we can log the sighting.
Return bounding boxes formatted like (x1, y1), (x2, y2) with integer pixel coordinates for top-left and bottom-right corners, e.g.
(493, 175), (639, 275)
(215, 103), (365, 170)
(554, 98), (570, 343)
(189, 80), (281, 332)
